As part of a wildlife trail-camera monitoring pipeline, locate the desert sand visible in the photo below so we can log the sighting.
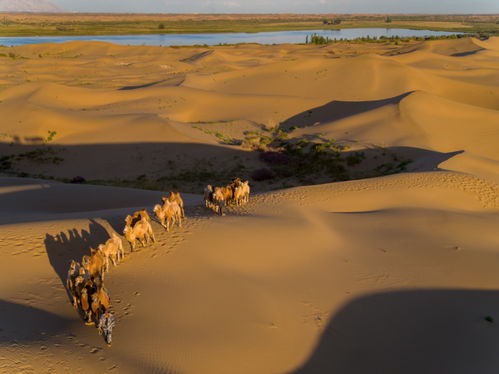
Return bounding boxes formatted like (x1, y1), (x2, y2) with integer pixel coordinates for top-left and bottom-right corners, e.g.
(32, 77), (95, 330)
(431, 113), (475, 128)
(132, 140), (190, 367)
(0, 37), (498, 373)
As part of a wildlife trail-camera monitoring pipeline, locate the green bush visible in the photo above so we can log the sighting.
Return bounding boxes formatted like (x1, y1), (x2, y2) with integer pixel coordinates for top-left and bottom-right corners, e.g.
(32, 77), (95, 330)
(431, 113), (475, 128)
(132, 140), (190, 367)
(346, 152), (366, 166)
(309, 34), (331, 45)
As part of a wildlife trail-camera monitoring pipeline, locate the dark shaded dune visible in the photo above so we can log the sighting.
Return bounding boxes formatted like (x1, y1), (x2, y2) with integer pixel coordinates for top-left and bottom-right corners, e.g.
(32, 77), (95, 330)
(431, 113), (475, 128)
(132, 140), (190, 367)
(0, 175), (203, 227)
(451, 48), (485, 57)
(293, 289), (499, 374)
(395, 148), (463, 171)
(428, 38), (486, 57)
(119, 80), (166, 90)
(0, 139), (464, 208)
(385, 38), (486, 57)
(110, 354), (183, 374)
(180, 50), (214, 63)
(0, 300), (74, 344)
(0, 141), (258, 181)
(280, 92), (414, 130)
(0, 139), (462, 188)
(0, 182), (166, 218)
(119, 75), (185, 90)
(383, 42), (426, 56)
(0, 145), (461, 220)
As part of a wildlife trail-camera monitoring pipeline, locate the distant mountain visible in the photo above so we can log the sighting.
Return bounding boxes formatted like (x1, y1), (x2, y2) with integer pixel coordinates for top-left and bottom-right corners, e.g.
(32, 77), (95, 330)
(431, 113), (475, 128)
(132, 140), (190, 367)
(0, 0), (62, 12)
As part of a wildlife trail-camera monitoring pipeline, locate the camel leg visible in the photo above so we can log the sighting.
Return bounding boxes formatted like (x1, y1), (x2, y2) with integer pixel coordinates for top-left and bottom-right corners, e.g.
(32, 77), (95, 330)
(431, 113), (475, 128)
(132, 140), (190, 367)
(85, 310), (94, 325)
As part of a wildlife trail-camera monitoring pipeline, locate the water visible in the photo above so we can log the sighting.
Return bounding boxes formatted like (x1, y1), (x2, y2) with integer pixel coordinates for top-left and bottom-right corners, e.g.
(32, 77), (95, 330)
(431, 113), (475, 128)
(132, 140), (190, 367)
(0, 28), (463, 47)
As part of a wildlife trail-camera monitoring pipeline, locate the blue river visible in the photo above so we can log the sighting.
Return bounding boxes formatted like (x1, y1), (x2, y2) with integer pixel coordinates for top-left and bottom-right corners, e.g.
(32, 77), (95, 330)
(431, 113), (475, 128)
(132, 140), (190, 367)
(0, 28), (463, 47)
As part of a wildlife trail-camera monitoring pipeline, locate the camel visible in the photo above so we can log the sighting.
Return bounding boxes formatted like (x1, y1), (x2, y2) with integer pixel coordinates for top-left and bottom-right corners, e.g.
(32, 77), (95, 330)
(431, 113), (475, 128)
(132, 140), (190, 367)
(233, 180), (250, 205)
(66, 260), (79, 291)
(204, 185), (214, 209)
(241, 180), (250, 203)
(123, 216), (155, 251)
(167, 191), (185, 218)
(212, 187), (225, 216)
(71, 270), (88, 308)
(220, 185), (234, 206)
(233, 183), (246, 206)
(91, 285), (111, 322)
(158, 198), (182, 231)
(98, 232), (124, 272)
(153, 204), (168, 231)
(82, 249), (106, 280)
(80, 286), (93, 324)
(81, 278), (99, 324)
(125, 208), (152, 228)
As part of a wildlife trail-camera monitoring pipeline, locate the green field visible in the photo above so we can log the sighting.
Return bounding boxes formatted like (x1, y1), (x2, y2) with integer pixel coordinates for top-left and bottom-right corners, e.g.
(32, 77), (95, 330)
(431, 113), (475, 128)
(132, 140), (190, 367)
(0, 14), (498, 37)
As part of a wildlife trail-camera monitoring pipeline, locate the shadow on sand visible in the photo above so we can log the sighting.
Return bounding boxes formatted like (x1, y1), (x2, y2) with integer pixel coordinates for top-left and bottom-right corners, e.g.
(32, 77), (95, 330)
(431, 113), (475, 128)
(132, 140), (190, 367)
(280, 92), (414, 130)
(0, 299), (73, 343)
(43, 219), (111, 289)
(291, 289), (499, 374)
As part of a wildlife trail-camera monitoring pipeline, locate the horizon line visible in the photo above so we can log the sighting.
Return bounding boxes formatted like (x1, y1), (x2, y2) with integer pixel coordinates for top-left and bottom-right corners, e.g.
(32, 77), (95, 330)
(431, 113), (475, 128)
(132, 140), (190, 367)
(0, 10), (499, 17)
(1, 11), (499, 15)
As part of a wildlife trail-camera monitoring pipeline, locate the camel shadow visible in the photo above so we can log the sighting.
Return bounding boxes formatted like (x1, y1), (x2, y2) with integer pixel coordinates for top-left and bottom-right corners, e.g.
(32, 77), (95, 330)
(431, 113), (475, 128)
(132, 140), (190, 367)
(44, 219), (111, 290)
(291, 289), (499, 374)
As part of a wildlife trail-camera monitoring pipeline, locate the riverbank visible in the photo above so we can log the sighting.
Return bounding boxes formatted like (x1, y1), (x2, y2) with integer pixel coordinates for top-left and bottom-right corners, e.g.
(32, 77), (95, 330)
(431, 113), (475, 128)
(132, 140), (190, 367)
(0, 13), (498, 37)
(0, 29), (465, 47)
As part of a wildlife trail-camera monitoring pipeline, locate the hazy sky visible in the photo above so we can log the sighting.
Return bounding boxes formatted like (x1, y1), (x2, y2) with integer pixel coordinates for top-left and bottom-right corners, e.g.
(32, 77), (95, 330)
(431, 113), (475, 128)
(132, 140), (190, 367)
(50, 0), (499, 14)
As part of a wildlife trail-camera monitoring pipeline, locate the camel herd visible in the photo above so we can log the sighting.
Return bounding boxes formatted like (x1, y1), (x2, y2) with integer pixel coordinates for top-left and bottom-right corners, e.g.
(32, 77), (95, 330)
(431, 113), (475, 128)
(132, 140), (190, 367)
(65, 233), (122, 345)
(204, 178), (250, 215)
(64, 180), (250, 346)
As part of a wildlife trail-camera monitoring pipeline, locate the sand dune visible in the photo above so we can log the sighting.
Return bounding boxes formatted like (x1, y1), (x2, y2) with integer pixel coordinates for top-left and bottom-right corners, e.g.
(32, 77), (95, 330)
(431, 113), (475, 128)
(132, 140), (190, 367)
(0, 37), (498, 373)
(1, 171), (498, 373)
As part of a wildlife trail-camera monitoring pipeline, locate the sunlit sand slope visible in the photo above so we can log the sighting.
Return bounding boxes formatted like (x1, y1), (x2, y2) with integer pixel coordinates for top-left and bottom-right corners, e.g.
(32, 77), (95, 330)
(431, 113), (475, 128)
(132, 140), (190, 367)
(0, 170), (498, 373)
